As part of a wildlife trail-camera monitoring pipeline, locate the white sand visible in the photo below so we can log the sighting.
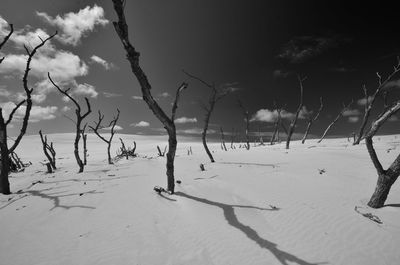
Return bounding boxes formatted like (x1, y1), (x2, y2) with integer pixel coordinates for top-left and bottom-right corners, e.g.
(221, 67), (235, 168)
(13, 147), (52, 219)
(1, 133), (400, 265)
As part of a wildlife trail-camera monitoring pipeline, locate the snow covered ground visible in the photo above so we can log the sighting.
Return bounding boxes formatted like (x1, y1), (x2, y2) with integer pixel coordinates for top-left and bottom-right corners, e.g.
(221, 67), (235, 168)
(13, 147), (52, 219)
(1, 133), (400, 265)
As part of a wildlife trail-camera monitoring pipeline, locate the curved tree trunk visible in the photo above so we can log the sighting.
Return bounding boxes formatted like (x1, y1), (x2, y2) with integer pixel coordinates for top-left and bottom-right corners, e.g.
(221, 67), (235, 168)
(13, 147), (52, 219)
(0, 120), (10, 194)
(202, 111), (215, 163)
(166, 128), (177, 192)
(368, 172), (398, 208)
(74, 121), (84, 173)
(301, 121), (312, 144)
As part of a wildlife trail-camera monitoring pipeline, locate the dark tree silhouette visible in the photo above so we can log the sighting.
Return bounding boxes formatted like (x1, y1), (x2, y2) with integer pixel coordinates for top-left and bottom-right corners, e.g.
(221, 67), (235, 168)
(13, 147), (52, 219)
(238, 100), (250, 150)
(286, 76), (305, 149)
(270, 103), (284, 145)
(48, 73), (91, 173)
(89, 109), (120, 164)
(81, 123), (88, 165)
(301, 97), (323, 144)
(220, 127), (227, 151)
(183, 70), (228, 162)
(112, 0), (188, 193)
(39, 130), (56, 170)
(318, 100), (353, 143)
(354, 59), (400, 145)
(364, 101), (400, 208)
(0, 25), (56, 194)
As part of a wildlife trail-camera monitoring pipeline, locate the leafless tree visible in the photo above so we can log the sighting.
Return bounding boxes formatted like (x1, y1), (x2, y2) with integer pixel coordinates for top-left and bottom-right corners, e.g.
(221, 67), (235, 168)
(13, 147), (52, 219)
(318, 100), (353, 143)
(117, 138), (136, 160)
(270, 103), (284, 145)
(39, 130), (56, 170)
(183, 70), (228, 163)
(81, 123), (88, 165)
(301, 97), (323, 144)
(113, 0), (189, 193)
(220, 127), (227, 151)
(157, 145), (167, 157)
(0, 26), (56, 194)
(48, 73), (91, 173)
(238, 100), (250, 150)
(286, 76), (305, 149)
(89, 109), (120, 164)
(354, 59), (400, 145)
(230, 127), (237, 149)
(364, 100), (400, 208)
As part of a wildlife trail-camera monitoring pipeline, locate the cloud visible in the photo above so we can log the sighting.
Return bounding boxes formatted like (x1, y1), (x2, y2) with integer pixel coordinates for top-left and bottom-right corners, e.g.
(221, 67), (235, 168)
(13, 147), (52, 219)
(174, 117), (197, 124)
(348, 116), (359, 123)
(103, 92), (121, 98)
(278, 35), (341, 63)
(357, 96), (374, 106)
(61, 106), (71, 112)
(131, 121), (150, 127)
(273, 69), (290, 79)
(73, 82), (98, 98)
(176, 127), (216, 135)
(101, 125), (123, 131)
(132, 95), (142, 100)
(389, 115), (398, 122)
(251, 107), (310, 123)
(384, 79), (400, 89)
(0, 101), (57, 122)
(158, 92), (170, 98)
(0, 88), (11, 98)
(36, 5), (109, 46)
(90, 55), (114, 70)
(342, 108), (361, 117)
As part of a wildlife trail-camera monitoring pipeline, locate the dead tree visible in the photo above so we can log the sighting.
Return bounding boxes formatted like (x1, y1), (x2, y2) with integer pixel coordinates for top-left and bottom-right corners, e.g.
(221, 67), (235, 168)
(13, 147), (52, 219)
(270, 102), (284, 145)
(301, 97), (323, 144)
(157, 145), (167, 157)
(318, 100), (353, 143)
(230, 128), (237, 149)
(89, 109), (120, 164)
(117, 138), (137, 159)
(364, 100), (400, 208)
(238, 100), (250, 150)
(113, 1), (189, 193)
(354, 59), (400, 145)
(48, 73), (91, 173)
(258, 125), (264, 145)
(220, 127), (227, 151)
(81, 123), (88, 165)
(0, 26), (55, 194)
(183, 70), (228, 163)
(39, 130), (56, 170)
(286, 76), (305, 149)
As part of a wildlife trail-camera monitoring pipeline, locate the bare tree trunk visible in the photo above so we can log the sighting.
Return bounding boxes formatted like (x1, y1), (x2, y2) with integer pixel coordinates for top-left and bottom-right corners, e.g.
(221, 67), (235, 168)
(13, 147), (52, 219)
(318, 100), (353, 143)
(202, 110), (215, 162)
(48, 74), (91, 173)
(81, 123), (88, 165)
(39, 130), (56, 170)
(230, 127), (236, 149)
(364, 100), (400, 208)
(113, 0), (188, 193)
(238, 100), (250, 150)
(301, 97), (323, 144)
(286, 76), (305, 149)
(270, 107), (282, 145)
(220, 127), (227, 151)
(0, 27), (55, 194)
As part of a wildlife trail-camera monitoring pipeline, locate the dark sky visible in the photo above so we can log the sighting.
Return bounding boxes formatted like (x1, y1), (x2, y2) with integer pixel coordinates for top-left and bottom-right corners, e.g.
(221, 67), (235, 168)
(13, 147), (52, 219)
(1, 0), (399, 140)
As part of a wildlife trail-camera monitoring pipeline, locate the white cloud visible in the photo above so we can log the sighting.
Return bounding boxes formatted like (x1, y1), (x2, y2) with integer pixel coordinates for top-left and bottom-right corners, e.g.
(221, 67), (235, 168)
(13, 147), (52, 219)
(131, 121), (150, 127)
(299, 106), (313, 119)
(251, 108), (296, 123)
(175, 117), (197, 124)
(389, 115), (398, 122)
(0, 101), (57, 122)
(103, 92), (121, 98)
(177, 127), (216, 135)
(73, 82), (98, 98)
(132, 95), (142, 100)
(0, 88), (11, 98)
(348, 116), (359, 123)
(357, 96), (373, 106)
(101, 125), (123, 131)
(61, 106), (71, 112)
(90, 55), (114, 70)
(384, 79), (400, 89)
(342, 109), (361, 117)
(36, 5), (109, 46)
(158, 92), (170, 98)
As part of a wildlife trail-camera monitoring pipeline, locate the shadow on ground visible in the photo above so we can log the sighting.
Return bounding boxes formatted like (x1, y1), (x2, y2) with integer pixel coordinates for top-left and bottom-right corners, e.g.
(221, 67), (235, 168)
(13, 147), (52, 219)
(175, 191), (325, 265)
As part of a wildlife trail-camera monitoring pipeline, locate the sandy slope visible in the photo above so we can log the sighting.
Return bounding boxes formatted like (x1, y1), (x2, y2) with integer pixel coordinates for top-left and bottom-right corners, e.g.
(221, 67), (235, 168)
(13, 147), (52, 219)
(1, 133), (400, 265)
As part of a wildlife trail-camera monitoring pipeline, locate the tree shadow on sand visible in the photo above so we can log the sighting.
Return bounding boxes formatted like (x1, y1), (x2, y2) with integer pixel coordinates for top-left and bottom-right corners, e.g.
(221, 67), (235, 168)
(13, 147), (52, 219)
(1, 187), (101, 211)
(175, 192), (325, 265)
